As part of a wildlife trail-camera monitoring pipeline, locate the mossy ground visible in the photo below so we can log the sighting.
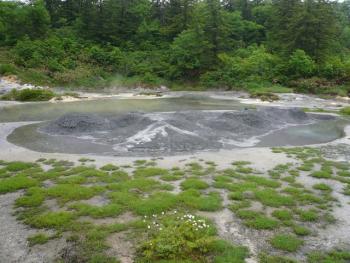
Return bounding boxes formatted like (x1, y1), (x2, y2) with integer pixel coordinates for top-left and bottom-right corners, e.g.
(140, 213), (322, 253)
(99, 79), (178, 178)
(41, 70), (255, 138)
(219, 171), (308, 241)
(0, 147), (349, 262)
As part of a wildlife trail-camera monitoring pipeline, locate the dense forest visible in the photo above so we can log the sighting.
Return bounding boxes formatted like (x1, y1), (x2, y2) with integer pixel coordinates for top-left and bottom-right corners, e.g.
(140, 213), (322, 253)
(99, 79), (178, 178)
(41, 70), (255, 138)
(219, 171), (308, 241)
(1, 0), (350, 94)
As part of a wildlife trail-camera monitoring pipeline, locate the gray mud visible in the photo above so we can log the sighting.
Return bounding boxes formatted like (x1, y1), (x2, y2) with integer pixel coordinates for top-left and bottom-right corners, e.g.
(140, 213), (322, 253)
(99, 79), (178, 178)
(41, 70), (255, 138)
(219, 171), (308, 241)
(35, 108), (332, 156)
(0, 192), (67, 263)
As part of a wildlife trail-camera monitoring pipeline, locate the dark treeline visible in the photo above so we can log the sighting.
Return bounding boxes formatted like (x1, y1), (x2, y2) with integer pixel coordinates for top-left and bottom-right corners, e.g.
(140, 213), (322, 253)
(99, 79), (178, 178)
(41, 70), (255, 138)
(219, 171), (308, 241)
(1, 0), (350, 93)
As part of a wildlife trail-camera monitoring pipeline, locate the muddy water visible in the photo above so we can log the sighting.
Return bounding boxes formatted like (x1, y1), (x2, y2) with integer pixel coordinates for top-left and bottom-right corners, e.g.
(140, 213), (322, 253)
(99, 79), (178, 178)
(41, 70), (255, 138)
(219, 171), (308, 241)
(0, 95), (245, 122)
(1, 94), (348, 156)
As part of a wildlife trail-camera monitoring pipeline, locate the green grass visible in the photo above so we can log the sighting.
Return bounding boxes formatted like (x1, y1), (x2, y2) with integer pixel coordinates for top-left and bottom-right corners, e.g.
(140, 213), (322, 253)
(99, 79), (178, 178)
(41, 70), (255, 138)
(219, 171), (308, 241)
(78, 158), (95, 163)
(245, 175), (281, 188)
(313, 183), (332, 192)
(337, 170), (350, 177)
(70, 203), (124, 218)
(229, 191), (245, 201)
(133, 167), (169, 177)
(100, 164), (119, 171)
(6, 161), (36, 172)
(229, 200), (252, 211)
(259, 253), (298, 263)
(298, 163), (314, 171)
(293, 225), (311, 236)
(236, 209), (262, 219)
(211, 240), (248, 263)
(310, 170), (332, 179)
(235, 166), (253, 174)
(132, 192), (178, 215)
(108, 178), (172, 193)
(308, 250), (350, 263)
(179, 190), (222, 211)
(2, 157), (344, 262)
(27, 233), (51, 246)
(180, 178), (209, 190)
(272, 209), (293, 221)
(244, 216), (279, 230)
(27, 211), (75, 229)
(0, 175), (38, 194)
(254, 189), (295, 207)
(47, 184), (104, 204)
(270, 234), (303, 252)
(15, 187), (45, 207)
(56, 175), (88, 185)
(160, 174), (183, 181)
(298, 209), (319, 222)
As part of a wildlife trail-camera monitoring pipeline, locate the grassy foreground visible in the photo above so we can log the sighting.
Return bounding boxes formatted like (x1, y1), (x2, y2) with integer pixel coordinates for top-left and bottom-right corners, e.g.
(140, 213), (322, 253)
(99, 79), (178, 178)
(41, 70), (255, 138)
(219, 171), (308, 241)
(0, 147), (350, 262)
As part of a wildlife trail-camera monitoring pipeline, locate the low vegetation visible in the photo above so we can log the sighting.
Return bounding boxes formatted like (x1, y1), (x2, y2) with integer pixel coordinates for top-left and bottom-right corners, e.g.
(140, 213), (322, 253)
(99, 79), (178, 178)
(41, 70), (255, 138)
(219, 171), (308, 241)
(1, 88), (56, 102)
(0, 147), (349, 261)
(270, 234), (304, 252)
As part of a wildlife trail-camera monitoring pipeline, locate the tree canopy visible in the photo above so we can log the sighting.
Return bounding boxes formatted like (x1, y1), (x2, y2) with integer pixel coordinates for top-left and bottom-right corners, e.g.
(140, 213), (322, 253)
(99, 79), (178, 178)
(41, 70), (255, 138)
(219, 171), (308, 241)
(1, 0), (350, 93)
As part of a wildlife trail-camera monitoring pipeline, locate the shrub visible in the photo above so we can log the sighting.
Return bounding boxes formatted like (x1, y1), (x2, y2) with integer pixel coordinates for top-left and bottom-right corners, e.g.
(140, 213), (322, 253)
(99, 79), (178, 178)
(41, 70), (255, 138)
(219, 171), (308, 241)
(290, 77), (333, 94)
(270, 234), (303, 252)
(137, 213), (246, 262)
(288, 49), (316, 78)
(0, 63), (17, 75)
(1, 88), (55, 101)
(250, 92), (280, 102)
(340, 107), (350, 116)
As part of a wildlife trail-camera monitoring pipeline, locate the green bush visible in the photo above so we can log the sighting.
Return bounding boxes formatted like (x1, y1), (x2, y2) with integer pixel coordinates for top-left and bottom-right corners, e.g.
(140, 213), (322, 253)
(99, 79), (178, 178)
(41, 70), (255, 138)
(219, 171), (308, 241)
(1, 88), (55, 101)
(340, 107), (350, 116)
(0, 63), (17, 75)
(138, 213), (247, 262)
(288, 49), (316, 78)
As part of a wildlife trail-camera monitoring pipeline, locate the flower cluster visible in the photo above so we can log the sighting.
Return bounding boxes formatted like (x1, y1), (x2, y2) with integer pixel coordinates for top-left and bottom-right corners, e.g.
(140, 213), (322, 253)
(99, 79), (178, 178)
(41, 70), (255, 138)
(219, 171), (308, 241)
(178, 214), (209, 231)
(144, 211), (209, 232)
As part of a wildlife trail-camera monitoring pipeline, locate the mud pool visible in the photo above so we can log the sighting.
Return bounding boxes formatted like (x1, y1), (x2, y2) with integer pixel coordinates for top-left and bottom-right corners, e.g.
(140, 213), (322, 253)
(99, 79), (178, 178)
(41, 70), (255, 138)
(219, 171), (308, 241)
(1, 93), (350, 263)
(1, 94), (348, 156)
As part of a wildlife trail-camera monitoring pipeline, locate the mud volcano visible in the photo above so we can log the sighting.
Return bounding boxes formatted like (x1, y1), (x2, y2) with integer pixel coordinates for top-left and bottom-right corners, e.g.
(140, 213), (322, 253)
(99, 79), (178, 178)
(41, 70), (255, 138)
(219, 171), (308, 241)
(39, 107), (334, 155)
